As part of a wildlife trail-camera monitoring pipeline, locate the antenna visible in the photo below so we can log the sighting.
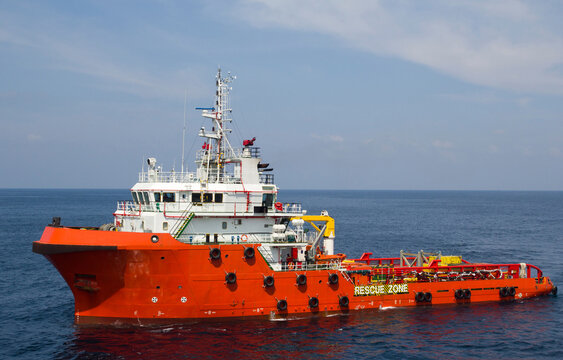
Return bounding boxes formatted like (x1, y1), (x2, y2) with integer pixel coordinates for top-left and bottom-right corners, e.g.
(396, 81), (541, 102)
(181, 89), (187, 174)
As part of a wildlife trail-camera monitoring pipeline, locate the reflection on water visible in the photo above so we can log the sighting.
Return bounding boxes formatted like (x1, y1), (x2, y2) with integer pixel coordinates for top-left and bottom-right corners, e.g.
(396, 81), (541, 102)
(8, 190), (561, 359)
(61, 298), (561, 360)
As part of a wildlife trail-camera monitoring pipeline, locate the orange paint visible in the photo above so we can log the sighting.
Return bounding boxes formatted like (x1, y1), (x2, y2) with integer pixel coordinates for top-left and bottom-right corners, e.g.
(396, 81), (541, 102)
(33, 226), (555, 324)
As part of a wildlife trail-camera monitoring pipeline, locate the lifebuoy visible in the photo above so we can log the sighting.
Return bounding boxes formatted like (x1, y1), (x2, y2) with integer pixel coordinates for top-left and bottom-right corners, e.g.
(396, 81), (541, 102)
(288, 262), (294, 270)
(274, 202), (283, 211)
(241, 234), (248, 242)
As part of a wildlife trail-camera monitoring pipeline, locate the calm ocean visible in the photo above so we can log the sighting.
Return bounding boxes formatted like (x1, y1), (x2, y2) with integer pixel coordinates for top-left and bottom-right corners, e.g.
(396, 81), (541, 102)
(1, 189), (562, 359)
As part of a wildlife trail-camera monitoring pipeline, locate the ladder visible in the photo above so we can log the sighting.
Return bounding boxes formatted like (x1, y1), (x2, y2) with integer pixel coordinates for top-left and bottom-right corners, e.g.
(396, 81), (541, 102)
(170, 204), (194, 239)
(173, 212), (194, 239)
(257, 246), (276, 266)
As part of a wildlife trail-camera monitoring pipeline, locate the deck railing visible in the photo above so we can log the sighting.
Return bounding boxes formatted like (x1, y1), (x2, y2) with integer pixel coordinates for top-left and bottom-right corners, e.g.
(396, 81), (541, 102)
(350, 252), (542, 280)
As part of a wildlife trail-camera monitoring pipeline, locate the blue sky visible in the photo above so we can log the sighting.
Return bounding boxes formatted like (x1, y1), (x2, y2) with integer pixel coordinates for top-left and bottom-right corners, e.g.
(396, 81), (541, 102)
(1, 0), (563, 190)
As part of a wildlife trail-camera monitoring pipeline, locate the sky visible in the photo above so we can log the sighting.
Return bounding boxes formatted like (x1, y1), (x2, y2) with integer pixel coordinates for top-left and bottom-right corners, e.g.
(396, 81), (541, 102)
(1, 0), (563, 190)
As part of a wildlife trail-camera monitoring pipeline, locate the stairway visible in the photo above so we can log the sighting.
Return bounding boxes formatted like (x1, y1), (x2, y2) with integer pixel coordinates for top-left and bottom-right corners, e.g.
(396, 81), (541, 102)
(173, 212), (194, 239)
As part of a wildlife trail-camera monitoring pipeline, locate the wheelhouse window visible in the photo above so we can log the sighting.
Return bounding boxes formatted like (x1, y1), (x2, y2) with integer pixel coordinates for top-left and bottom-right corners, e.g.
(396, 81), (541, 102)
(137, 192), (145, 205)
(132, 192), (139, 204)
(203, 193), (213, 203)
(262, 193), (274, 208)
(143, 192), (150, 204)
(163, 192), (175, 202)
(215, 193), (223, 203)
(192, 193), (201, 203)
(154, 192), (161, 202)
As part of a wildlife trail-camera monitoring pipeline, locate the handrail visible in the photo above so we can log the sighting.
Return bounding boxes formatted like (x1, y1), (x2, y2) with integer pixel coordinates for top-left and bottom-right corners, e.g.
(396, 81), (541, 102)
(169, 203), (194, 237)
(345, 260), (541, 281)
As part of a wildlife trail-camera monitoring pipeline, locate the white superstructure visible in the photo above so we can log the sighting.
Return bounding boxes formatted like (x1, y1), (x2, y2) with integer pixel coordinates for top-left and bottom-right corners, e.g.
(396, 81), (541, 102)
(113, 69), (336, 270)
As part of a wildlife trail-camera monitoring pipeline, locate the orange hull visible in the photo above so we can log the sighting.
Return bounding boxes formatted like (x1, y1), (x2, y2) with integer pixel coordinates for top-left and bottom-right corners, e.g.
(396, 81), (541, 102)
(34, 226), (555, 324)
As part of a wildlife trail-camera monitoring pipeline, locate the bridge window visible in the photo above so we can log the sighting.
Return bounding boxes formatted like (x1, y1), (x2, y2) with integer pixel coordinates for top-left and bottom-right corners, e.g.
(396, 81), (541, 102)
(203, 193), (213, 203)
(215, 193), (223, 203)
(192, 193), (201, 203)
(143, 192), (150, 204)
(163, 192), (175, 203)
(263, 193), (274, 208)
(154, 192), (161, 202)
(132, 192), (139, 204)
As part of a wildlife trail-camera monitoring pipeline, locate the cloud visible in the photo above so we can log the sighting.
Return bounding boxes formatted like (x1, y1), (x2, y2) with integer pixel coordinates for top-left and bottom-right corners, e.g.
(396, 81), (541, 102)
(0, 6), (208, 100)
(311, 133), (344, 143)
(549, 147), (562, 157)
(234, 0), (563, 95)
(517, 97), (531, 106)
(432, 140), (454, 149)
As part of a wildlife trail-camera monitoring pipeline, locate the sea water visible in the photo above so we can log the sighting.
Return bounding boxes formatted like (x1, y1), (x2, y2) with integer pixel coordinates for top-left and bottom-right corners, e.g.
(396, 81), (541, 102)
(1, 189), (562, 359)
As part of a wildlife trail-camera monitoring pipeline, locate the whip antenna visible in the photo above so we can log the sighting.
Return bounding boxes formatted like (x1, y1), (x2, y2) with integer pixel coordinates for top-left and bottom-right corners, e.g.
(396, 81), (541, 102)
(181, 89), (187, 174)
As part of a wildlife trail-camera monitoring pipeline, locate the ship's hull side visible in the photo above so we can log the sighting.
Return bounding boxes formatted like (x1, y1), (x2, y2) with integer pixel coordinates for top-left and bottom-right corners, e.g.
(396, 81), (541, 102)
(34, 227), (554, 323)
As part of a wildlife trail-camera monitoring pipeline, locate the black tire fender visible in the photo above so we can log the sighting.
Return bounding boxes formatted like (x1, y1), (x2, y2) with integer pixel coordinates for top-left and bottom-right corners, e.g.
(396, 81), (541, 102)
(277, 299), (288, 311)
(209, 248), (221, 260)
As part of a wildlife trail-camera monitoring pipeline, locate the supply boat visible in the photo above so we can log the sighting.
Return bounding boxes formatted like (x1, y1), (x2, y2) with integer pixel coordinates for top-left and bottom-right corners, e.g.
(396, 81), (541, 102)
(33, 70), (557, 324)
